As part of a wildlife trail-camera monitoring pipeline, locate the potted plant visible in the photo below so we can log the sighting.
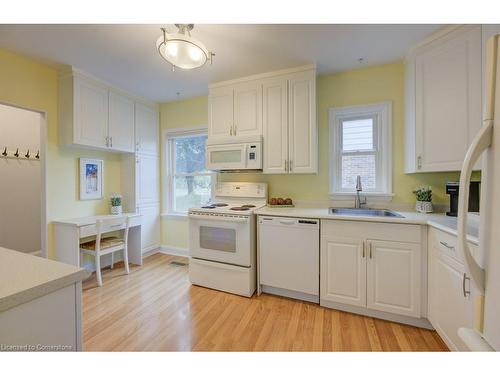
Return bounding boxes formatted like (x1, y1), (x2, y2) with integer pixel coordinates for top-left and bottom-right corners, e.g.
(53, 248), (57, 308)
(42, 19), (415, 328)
(413, 186), (433, 213)
(110, 193), (123, 215)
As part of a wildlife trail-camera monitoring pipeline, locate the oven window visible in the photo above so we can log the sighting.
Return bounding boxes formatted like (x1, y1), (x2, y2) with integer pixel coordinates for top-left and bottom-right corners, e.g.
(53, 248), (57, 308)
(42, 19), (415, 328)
(199, 226), (236, 253)
(210, 150), (242, 164)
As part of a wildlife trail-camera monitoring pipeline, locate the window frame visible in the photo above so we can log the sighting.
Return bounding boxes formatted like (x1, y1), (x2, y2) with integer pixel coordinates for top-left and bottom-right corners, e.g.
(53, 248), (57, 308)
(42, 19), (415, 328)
(329, 102), (393, 200)
(162, 126), (216, 218)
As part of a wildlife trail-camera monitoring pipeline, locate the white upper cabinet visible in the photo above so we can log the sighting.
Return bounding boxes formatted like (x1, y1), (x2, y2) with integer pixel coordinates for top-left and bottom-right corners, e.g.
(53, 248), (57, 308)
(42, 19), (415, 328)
(262, 76), (288, 174)
(72, 77), (108, 149)
(405, 25), (482, 172)
(59, 68), (157, 153)
(208, 86), (234, 137)
(135, 102), (159, 155)
(108, 91), (135, 152)
(262, 68), (317, 174)
(208, 81), (262, 137)
(288, 70), (317, 174)
(233, 81), (262, 136)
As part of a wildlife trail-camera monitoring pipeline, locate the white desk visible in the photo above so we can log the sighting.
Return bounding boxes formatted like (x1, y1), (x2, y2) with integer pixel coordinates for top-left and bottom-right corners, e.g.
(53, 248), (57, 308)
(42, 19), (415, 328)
(53, 213), (142, 267)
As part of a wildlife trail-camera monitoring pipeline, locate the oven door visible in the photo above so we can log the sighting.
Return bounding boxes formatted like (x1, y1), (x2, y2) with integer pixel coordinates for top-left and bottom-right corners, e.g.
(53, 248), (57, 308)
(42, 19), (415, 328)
(189, 213), (251, 267)
(206, 143), (248, 170)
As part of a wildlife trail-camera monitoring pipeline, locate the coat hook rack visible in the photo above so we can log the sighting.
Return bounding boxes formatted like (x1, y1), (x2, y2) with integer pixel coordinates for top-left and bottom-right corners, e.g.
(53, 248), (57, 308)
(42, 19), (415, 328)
(14, 148), (19, 157)
(35, 150), (40, 159)
(25, 149), (30, 158)
(1, 147), (6, 156)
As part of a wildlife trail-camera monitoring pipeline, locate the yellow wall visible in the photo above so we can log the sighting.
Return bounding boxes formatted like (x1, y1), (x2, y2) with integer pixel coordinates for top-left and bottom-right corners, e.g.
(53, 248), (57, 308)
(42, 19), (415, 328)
(160, 62), (472, 249)
(0, 49), (123, 258)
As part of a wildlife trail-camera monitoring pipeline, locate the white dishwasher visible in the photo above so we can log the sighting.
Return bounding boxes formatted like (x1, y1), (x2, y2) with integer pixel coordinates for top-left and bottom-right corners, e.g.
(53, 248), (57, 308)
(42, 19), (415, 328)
(258, 216), (319, 303)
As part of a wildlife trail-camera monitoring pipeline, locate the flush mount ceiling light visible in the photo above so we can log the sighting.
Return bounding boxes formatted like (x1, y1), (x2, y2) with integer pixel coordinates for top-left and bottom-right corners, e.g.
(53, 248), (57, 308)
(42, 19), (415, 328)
(156, 24), (214, 71)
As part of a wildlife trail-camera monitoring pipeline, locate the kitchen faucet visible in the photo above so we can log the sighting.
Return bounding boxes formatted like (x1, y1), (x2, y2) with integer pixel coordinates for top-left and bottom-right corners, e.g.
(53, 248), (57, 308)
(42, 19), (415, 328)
(354, 175), (367, 208)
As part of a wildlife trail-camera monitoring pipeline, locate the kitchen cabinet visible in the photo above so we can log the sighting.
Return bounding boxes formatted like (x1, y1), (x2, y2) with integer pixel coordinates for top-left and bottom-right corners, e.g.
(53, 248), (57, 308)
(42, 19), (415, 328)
(137, 205), (161, 254)
(136, 153), (160, 206)
(321, 236), (366, 307)
(135, 102), (160, 155)
(427, 227), (477, 351)
(208, 81), (262, 137)
(72, 76), (108, 149)
(59, 69), (137, 153)
(108, 91), (135, 152)
(405, 25), (482, 172)
(320, 220), (423, 319)
(262, 68), (317, 174)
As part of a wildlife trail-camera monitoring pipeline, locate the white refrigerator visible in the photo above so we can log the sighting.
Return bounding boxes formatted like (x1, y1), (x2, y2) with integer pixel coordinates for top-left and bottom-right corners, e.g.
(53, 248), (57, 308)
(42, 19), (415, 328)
(457, 34), (500, 351)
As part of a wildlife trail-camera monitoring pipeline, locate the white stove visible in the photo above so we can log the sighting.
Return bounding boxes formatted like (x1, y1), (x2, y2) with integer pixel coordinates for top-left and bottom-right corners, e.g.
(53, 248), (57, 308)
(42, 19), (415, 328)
(188, 182), (267, 297)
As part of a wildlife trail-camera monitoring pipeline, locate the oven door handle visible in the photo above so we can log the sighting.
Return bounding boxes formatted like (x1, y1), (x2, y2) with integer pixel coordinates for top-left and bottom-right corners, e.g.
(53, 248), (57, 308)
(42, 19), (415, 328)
(188, 213), (249, 223)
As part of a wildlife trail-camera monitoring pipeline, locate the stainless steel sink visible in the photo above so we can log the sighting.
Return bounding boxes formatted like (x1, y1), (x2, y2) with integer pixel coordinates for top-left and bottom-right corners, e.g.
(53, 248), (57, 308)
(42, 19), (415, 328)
(328, 207), (404, 218)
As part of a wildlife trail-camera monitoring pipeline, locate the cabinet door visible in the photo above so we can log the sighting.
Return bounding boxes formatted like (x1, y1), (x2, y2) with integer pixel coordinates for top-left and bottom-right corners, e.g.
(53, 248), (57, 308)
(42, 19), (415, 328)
(108, 91), (135, 152)
(320, 236), (366, 307)
(138, 205), (160, 253)
(288, 70), (317, 173)
(366, 240), (421, 318)
(415, 26), (481, 171)
(74, 77), (108, 148)
(136, 154), (159, 206)
(430, 250), (474, 351)
(208, 86), (234, 137)
(233, 81), (262, 136)
(262, 77), (288, 174)
(135, 103), (159, 155)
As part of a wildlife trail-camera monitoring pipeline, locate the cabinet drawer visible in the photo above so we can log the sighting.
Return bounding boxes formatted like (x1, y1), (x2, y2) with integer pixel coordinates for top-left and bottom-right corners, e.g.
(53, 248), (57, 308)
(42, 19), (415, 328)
(428, 227), (479, 266)
(321, 220), (422, 244)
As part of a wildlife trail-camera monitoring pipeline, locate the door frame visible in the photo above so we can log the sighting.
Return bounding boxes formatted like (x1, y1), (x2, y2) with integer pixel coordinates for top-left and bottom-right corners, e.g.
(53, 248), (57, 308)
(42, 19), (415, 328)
(0, 100), (48, 258)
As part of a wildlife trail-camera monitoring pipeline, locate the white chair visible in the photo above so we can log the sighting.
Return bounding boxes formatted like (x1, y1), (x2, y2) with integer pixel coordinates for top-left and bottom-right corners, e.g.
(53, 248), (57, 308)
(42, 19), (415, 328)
(80, 216), (130, 287)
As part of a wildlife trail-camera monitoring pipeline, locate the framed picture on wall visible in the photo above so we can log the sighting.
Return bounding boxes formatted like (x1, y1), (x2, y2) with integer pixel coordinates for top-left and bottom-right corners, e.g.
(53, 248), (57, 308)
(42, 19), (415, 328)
(79, 158), (103, 200)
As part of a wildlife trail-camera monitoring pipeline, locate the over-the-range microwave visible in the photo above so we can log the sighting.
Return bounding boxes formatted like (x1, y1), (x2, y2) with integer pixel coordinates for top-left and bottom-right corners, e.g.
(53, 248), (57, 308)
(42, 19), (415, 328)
(206, 135), (262, 171)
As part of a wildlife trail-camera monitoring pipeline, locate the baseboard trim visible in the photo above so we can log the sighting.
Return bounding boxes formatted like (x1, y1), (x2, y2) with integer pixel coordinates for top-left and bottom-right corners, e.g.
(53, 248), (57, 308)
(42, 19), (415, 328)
(320, 299), (434, 329)
(160, 245), (189, 257)
(143, 247), (161, 258)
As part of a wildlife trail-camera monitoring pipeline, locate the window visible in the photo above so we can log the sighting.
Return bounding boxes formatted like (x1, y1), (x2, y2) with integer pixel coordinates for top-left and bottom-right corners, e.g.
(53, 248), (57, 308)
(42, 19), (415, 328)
(165, 127), (215, 215)
(329, 102), (392, 199)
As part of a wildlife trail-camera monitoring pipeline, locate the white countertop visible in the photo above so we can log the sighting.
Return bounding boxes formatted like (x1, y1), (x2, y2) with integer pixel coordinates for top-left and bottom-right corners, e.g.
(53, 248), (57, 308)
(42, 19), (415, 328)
(53, 212), (140, 227)
(0, 247), (89, 313)
(255, 206), (480, 245)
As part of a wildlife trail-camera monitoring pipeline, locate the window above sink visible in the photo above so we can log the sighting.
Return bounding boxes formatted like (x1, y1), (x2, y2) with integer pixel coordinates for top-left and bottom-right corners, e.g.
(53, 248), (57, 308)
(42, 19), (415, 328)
(329, 102), (394, 201)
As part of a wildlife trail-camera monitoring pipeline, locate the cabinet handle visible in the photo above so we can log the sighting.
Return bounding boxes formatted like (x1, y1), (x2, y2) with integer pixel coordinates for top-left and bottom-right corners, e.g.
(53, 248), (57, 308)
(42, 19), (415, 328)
(230, 125), (233, 136)
(110, 137), (113, 148)
(439, 241), (455, 251)
(285, 160), (288, 172)
(417, 156), (422, 170)
(105, 136), (109, 147)
(463, 273), (471, 297)
(234, 124), (237, 136)
(369, 242), (373, 259)
(362, 242), (365, 258)
(289, 160), (293, 172)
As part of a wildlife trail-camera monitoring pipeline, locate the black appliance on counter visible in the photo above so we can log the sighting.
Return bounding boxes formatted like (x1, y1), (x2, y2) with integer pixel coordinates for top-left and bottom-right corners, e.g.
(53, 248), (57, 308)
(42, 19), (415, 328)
(445, 181), (481, 216)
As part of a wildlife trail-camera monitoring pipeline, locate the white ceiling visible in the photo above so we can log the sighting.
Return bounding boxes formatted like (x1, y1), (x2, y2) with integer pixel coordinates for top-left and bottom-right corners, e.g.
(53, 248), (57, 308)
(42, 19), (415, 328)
(0, 24), (442, 102)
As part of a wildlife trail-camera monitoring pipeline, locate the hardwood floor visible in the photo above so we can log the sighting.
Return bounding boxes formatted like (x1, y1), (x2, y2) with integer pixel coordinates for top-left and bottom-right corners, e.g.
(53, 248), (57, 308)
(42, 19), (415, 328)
(82, 253), (448, 351)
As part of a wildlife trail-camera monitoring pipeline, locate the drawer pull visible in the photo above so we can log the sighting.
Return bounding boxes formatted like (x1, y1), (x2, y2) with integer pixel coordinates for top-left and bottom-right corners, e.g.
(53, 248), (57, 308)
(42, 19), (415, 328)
(463, 273), (471, 298)
(439, 241), (455, 250)
(362, 242), (365, 258)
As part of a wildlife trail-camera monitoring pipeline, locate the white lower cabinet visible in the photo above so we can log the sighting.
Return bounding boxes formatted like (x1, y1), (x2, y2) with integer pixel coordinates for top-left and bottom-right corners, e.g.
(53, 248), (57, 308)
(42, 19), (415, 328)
(320, 220), (423, 320)
(321, 237), (366, 307)
(428, 227), (475, 351)
(137, 204), (160, 254)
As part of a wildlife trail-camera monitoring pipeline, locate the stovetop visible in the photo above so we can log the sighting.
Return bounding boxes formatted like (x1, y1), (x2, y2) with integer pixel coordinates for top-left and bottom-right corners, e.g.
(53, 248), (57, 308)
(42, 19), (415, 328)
(189, 199), (266, 216)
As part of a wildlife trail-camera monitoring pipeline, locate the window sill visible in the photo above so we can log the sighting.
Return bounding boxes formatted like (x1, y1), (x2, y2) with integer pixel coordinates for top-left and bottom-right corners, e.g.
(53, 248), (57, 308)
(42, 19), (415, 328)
(161, 212), (188, 220)
(329, 192), (394, 202)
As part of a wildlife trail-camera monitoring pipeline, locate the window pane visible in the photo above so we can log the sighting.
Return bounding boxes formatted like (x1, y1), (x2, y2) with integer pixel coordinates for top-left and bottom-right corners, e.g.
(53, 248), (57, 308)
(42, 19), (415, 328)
(342, 118), (374, 152)
(341, 154), (376, 190)
(175, 135), (208, 173)
(174, 175), (212, 213)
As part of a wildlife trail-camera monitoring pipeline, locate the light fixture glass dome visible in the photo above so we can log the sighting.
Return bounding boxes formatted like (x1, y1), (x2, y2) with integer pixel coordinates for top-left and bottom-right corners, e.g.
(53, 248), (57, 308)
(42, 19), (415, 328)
(156, 25), (213, 70)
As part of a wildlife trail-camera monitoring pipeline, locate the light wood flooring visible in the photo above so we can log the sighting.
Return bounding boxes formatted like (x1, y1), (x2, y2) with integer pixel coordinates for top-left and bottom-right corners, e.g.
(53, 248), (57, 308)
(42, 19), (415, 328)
(82, 253), (448, 351)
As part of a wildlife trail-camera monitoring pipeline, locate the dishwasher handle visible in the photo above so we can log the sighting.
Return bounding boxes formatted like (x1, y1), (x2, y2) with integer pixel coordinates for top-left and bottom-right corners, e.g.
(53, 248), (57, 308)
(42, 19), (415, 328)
(279, 218), (296, 225)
